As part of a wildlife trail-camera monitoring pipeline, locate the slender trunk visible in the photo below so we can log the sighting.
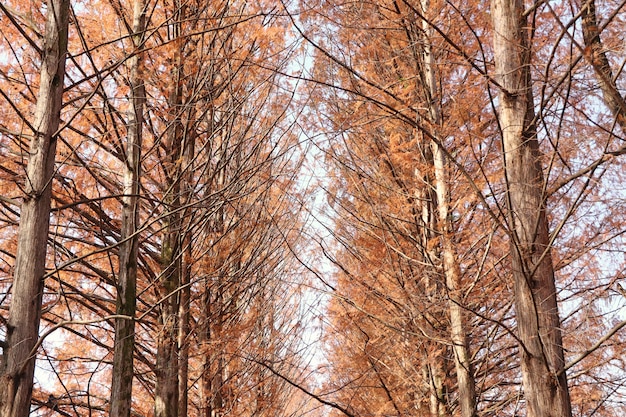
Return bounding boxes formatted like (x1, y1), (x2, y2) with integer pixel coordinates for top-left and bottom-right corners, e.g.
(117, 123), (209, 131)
(415, 144), (450, 417)
(491, 0), (572, 416)
(580, 0), (626, 132)
(155, 24), (185, 416)
(0, 1), (69, 415)
(417, 166), (450, 417)
(177, 213), (190, 417)
(109, 2), (146, 416)
(178, 112), (196, 417)
(199, 288), (212, 417)
(425, 357), (448, 417)
(154, 152), (182, 417)
(200, 284), (225, 417)
(417, 0), (478, 413)
(432, 142), (477, 417)
(177, 255), (190, 417)
(415, 0), (477, 414)
(155, 230), (180, 417)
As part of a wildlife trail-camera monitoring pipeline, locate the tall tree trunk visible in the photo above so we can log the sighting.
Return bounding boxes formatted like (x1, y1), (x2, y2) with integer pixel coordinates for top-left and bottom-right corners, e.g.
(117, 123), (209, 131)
(414, 0), (478, 414)
(0, 1), (69, 415)
(416, 156), (450, 417)
(491, 0), (572, 416)
(178, 98), (196, 417)
(155, 221), (181, 417)
(200, 283), (226, 417)
(155, 19), (185, 416)
(109, 1), (146, 416)
(177, 247), (190, 417)
(407, 1), (478, 414)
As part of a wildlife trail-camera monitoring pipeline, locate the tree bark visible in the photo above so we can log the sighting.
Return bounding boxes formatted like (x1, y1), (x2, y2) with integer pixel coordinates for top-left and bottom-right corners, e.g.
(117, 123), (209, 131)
(0, 1), (69, 415)
(432, 143), (477, 417)
(491, 0), (572, 416)
(109, 1), (146, 416)
(177, 248), (190, 417)
(177, 103), (196, 416)
(413, 0), (477, 414)
(154, 17), (185, 416)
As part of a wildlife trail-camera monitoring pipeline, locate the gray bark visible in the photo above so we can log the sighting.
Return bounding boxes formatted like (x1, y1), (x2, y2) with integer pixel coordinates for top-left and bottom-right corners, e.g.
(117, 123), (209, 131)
(0, 1), (69, 416)
(110, 1), (146, 416)
(491, 0), (572, 416)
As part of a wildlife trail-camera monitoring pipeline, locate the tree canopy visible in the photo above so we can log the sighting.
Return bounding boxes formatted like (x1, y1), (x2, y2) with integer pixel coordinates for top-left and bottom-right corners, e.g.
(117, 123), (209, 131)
(0, 0), (625, 416)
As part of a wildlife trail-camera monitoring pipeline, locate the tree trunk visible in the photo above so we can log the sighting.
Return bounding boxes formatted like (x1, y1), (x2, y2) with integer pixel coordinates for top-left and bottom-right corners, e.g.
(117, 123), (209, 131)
(0, 1), (69, 415)
(177, 103), (196, 416)
(432, 142), (477, 417)
(411, 0), (478, 414)
(580, 0), (626, 133)
(200, 284), (226, 417)
(491, 0), (572, 416)
(155, 21), (185, 417)
(177, 252), (190, 417)
(109, 1), (146, 416)
(155, 236), (180, 417)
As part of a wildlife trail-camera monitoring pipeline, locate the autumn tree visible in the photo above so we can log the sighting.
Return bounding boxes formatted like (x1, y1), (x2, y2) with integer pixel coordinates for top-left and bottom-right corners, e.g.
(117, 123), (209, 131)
(296, 0), (626, 416)
(110, 1), (147, 416)
(1, 0), (310, 415)
(0, 1), (70, 416)
(491, 0), (573, 415)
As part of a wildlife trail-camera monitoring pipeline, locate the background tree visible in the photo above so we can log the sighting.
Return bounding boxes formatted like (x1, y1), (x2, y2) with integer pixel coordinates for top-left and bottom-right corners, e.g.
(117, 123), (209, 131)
(110, 0), (146, 416)
(1, 0), (626, 416)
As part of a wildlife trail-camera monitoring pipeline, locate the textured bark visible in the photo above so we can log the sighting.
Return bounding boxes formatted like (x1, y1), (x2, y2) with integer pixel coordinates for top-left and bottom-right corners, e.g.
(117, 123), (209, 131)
(0, 1), (69, 415)
(491, 0), (572, 416)
(432, 143), (477, 417)
(154, 164), (182, 417)
(415, 0), (477, 414)
(155, 238), (180, 417)
(109, 2), (146, 416)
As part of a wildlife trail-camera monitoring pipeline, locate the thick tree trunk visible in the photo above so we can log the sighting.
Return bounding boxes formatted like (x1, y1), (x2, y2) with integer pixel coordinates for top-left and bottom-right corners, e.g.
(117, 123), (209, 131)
(0, 1), (69, 415)
(491, 0), (572, 416)
(109, 1), (146, 416)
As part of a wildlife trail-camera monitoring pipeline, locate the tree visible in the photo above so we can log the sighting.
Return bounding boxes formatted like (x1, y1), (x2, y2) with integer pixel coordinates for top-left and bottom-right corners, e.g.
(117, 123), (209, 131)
(296, 0), (626, 415)
(0, 0), (309, 415)
(110, 1), (147, 416)
(491, 0), (572, 415)
(0, 1), (70, 416)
